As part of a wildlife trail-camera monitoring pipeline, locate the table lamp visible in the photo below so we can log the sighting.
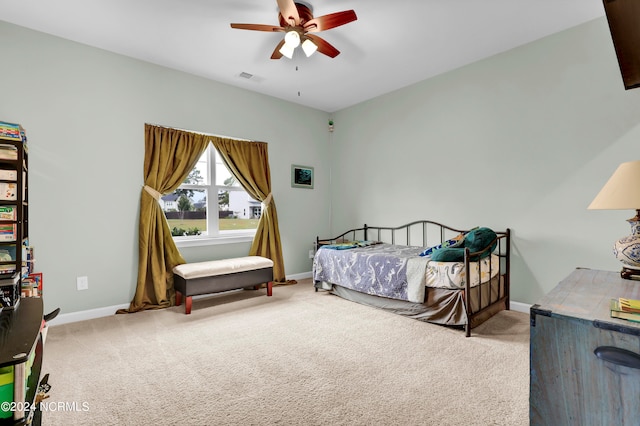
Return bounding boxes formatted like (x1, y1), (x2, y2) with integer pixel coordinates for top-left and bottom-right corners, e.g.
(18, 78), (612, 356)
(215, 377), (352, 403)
(588, 160), (640, 279)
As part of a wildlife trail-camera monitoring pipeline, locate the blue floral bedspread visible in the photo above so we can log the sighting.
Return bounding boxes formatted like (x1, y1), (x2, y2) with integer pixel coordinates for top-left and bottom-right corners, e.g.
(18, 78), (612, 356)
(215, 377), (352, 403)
(312, 243), (429, 303)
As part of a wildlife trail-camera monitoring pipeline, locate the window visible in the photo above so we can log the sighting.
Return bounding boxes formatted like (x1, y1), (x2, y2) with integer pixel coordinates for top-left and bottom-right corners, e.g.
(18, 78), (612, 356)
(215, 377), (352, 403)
(161, 143), (260, 246)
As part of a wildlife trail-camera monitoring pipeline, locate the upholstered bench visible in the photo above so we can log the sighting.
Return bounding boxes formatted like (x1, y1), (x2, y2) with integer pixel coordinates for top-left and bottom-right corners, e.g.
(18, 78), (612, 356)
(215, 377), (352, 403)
(173, 256), (274, 314)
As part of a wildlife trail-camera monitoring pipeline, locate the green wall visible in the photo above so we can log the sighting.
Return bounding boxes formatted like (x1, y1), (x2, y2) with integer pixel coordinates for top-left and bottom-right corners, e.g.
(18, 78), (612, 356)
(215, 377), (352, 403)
(331, 17), (640, 304)
(2, 16), (639, 316)
(0, 21), (332, 315)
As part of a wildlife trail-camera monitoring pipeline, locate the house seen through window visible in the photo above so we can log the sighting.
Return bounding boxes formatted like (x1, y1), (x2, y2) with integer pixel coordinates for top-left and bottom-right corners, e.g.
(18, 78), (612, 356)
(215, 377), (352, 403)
(161, 143), (260, 240)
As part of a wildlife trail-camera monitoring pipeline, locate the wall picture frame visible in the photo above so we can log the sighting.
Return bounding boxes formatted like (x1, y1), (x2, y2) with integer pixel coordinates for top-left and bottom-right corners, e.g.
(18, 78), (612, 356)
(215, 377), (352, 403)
(291, 164), (314, 189)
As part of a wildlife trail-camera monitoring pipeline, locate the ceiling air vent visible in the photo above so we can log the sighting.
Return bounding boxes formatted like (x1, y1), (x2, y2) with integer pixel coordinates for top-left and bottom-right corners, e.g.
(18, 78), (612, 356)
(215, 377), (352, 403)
(239, 72), (253, 79)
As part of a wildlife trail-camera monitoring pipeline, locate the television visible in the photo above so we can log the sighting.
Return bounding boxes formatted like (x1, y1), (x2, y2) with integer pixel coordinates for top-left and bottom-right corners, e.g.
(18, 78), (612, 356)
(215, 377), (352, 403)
(602, 0), (640, 90)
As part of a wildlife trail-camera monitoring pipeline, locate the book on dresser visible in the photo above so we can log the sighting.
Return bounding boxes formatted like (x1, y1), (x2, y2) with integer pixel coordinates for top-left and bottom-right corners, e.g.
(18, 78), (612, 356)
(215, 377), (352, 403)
(618, 297), (640, 313)
(610, 299), (640, 323)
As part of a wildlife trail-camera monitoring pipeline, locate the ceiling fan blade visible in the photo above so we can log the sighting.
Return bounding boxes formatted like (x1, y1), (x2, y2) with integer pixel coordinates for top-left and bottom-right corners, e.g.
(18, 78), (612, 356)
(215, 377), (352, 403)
(277, 0), (300, 26)
(303, 10), (357, 32)
(270, 39), (286, 60)
(230, 23), (284, 32)
(305, 34), (340, 58)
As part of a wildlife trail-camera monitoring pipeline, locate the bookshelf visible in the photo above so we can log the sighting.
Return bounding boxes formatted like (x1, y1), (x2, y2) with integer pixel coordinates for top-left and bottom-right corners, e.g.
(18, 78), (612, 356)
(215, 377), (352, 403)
(0, 121), (28, 309)
(0, 122), (45, 425)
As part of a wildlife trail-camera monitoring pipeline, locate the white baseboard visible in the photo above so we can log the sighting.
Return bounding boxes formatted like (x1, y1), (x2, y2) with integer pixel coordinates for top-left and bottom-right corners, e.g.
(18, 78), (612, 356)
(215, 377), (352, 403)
(287, 271), (312, 280)
(48, 271), (530, 326)
(48, 303), (130, 327)
(509, 301), (531, 314)
(50, 273), (313, 326)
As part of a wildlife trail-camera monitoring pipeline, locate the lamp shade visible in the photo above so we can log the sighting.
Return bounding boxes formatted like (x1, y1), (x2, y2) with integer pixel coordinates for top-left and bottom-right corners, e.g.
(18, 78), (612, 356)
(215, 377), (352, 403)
(279, 43), (295, 59)
(284, 31), (300, 48)
(301, 39), (318, 57)
(588, 160), (640, 210)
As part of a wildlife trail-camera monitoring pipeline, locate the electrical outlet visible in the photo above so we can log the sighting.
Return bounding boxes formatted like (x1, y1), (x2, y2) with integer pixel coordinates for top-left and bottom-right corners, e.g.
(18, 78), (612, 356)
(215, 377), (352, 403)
(308, 249), (314, 259)
(76, 276), (88, 291)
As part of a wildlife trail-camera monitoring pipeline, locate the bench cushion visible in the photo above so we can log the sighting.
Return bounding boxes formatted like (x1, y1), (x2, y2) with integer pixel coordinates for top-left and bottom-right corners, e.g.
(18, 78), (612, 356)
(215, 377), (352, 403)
(173, 256), (274, 280)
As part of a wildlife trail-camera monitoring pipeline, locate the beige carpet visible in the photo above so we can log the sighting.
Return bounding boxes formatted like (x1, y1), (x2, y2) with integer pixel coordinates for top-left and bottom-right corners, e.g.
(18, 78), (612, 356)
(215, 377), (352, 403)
(41, 279), (529, 426)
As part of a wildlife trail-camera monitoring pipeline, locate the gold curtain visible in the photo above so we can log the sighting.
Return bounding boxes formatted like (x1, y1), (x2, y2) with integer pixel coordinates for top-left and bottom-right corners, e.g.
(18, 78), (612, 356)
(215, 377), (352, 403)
(211, 138), (292, 284)
(118, 124), (210, 313)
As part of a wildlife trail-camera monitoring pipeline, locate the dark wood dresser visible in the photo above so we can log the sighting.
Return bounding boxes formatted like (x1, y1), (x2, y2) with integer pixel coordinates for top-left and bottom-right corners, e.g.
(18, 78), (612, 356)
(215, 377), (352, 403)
(530, 268), (640, 426)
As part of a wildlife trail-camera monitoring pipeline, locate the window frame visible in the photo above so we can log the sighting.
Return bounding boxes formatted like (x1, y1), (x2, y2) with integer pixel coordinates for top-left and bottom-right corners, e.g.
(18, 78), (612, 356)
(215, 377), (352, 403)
(170, 143), (258, 248)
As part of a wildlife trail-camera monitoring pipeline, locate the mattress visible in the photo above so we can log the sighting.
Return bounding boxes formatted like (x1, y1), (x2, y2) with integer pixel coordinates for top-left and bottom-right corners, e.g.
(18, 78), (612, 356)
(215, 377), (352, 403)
(425, 254), (500, 290)
(313, 243), (501, 303)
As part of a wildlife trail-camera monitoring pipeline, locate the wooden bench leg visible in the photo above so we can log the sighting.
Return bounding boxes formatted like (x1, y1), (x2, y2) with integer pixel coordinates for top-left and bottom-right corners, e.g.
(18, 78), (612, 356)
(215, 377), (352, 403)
(175, 291), (182, 307)
(185, 296), (192, 315)
(267, 281), (273, 297)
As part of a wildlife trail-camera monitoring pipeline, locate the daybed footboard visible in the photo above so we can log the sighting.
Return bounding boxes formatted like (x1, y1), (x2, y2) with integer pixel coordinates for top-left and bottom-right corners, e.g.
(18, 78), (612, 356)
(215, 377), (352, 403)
(314, 220), (511, 337)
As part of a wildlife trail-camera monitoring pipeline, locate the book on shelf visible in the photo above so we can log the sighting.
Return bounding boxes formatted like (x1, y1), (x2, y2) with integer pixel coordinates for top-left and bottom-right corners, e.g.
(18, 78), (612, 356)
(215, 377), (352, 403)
(0, 246), (14, 262)
(0, 145), (18, 160)
(0, 282), (20, 309)
(610, 299), (640, 323)
(0, 169), (17, 181)
(23, 245), (34, 275)
(0, 182), (16, 201)
(0, 273), (19, 285)
(0, 122), (23, 142)
(0, 206), (16, 220)
(0, 264), (16, 275)
(0, 223), (16, 241)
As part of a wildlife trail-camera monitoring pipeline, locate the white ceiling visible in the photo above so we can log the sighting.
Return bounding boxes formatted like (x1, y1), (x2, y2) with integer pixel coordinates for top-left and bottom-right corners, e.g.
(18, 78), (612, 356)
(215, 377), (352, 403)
(0, 0), (606, 112)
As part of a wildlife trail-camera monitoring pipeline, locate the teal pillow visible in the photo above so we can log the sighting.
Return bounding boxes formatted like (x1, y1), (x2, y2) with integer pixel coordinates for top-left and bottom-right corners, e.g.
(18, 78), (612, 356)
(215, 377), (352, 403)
(430, 247), (465, 262)
(464, 227), (497, 258)
(430, 228), (497, 262)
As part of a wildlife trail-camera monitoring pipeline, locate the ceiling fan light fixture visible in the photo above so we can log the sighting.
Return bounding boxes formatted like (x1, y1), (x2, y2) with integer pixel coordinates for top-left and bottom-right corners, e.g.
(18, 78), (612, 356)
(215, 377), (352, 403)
(229, 2), (357, 60)
(301, 38), (318, 57)
(284, 30), (301, 48)
(279, 43), (295, 59)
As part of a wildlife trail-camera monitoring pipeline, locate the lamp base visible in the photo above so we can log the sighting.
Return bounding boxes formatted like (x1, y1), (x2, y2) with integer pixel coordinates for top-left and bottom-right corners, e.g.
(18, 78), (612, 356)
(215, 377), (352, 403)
(620, 267), (640, 281)
(613, 211), (640, 279)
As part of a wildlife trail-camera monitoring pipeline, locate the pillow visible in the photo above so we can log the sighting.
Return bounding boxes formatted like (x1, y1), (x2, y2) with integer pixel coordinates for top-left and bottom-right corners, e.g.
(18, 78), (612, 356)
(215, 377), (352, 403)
(430, 227), (497, 262)
(430, 247), (465, 262)
(321, 241), (358, 250)
(464, 227), (497, 256)
(418, 233), (465, 257)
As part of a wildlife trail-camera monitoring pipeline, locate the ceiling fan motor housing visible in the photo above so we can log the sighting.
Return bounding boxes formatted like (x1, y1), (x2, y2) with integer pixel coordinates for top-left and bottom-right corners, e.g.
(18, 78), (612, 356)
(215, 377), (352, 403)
(279, 2), (313, 27)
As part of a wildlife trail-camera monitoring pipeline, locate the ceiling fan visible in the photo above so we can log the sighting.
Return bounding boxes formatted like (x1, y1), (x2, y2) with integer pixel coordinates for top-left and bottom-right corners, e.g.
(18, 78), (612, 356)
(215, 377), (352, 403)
(230, 0), (357, 59)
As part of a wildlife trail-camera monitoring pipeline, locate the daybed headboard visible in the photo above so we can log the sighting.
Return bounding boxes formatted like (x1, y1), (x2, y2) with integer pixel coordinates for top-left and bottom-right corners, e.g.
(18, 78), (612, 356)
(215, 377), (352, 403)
(316, 219), (511, 274)
(318, 220), (507, 247)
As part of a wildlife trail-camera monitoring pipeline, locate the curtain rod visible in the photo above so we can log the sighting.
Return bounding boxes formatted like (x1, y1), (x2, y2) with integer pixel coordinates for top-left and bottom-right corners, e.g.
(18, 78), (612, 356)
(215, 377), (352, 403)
(145, 123), (255, 143)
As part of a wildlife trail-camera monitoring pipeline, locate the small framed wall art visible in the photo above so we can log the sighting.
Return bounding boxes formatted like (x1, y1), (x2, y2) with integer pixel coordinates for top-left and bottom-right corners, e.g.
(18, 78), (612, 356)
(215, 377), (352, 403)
(291, 164), (314, 189)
